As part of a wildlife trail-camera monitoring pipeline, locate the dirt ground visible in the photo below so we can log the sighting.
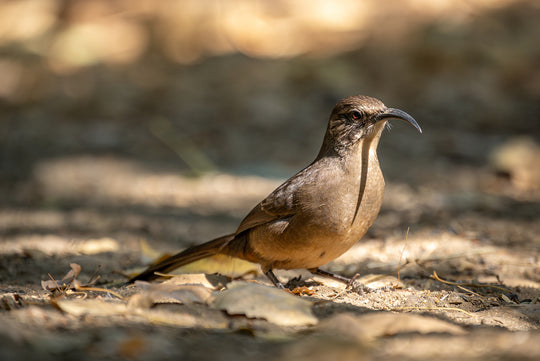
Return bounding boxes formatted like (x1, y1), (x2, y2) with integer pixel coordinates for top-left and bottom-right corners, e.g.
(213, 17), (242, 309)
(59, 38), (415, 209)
(1, 1), (539, 360)
(0, 152), (538, 361)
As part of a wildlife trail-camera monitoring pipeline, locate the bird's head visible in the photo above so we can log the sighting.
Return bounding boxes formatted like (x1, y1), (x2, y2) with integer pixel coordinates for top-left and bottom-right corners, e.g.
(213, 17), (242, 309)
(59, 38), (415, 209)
(320, 95), (421, 155)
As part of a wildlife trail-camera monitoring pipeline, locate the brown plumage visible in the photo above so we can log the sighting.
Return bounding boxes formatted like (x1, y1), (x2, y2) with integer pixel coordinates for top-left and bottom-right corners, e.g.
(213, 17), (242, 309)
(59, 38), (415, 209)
(128, 95), (421, 288)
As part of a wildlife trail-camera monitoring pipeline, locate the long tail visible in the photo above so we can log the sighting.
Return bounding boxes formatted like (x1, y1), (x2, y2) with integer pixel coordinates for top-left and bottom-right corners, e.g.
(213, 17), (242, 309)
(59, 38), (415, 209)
(127, 234), (235, 283)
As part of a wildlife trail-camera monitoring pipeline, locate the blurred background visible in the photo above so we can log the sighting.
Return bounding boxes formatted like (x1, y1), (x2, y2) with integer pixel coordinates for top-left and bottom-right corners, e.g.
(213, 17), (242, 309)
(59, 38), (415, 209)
(0, 0), (539, 276)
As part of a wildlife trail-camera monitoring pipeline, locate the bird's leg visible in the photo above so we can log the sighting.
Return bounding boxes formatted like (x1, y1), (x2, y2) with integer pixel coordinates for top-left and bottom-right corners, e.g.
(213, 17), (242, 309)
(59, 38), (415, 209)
(310, 268), (357, 285)
(264, 269), (285, 289)
(311, 268), (370, 293)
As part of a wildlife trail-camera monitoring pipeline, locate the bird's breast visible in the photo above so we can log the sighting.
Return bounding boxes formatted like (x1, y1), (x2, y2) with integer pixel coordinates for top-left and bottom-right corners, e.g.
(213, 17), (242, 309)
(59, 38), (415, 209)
(250, 147), (385, 270)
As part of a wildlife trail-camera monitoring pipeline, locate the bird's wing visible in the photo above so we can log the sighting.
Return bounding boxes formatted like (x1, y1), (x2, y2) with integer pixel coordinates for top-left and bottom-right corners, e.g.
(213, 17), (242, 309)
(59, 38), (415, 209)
(235, 171), (306, 235)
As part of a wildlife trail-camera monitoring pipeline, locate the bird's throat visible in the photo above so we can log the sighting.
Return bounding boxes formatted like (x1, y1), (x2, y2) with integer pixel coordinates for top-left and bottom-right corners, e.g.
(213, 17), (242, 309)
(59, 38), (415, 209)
(350, 121), (386, 225)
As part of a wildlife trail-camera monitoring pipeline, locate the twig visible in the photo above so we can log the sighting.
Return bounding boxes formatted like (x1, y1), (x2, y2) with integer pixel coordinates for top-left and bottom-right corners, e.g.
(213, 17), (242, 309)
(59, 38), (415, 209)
(431, 271), (513, 294)
(391, 306), (474, 317)
(455, 285), (482, 297)
(87, 266), (102, 286)
(48, 273), (63, 290)
(75, 286), (124, 300)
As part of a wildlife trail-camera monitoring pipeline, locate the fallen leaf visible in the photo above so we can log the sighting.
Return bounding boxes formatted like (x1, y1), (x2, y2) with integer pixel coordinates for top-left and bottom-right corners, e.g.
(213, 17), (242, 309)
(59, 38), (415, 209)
(317, 312), (466, 341)
(55, 299), (126, 317)
(211, 281), (318, 327)
(173, 254), (259, 278)
(127, 281), (213, 309)
(55, 298), (228, 329)
(41, 263), (82, 291)
(41, 263), (103, 293)
(291, 286), (316, 296)
(160, 273), (230, 289)
(138, 238), (165, 264)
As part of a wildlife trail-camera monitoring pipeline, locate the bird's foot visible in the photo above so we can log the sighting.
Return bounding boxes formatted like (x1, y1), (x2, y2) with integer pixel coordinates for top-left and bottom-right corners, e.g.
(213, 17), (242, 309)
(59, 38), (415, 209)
(348, 281), (371, 295)
(264, 269), (285, 289)
(310, 268), (354, 284)
(284, 275), (304, 289)
(309, 268), (372, 294)
(284, 275), (320, 290)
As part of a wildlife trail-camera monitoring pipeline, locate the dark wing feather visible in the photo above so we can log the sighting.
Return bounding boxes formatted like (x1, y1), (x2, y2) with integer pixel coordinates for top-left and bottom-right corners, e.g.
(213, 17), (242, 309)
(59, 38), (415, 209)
(235, 167), (311, 234)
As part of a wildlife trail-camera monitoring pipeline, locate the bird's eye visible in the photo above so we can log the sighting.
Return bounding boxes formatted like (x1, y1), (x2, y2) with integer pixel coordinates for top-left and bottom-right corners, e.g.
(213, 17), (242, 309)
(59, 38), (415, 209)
(350, 111), (362, 120)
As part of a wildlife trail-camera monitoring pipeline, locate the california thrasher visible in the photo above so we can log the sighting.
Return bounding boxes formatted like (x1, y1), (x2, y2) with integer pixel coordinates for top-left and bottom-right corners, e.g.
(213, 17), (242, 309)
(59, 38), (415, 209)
(128, 95), (421, 288)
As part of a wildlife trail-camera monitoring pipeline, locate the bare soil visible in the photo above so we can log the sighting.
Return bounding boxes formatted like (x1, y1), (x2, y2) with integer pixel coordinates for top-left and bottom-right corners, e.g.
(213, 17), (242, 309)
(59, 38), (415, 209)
(0, 159), (538, 361)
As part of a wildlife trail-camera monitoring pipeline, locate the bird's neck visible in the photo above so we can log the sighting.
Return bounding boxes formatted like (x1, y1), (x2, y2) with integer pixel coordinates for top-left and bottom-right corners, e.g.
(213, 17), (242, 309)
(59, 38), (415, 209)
(317, 121), (387, 160)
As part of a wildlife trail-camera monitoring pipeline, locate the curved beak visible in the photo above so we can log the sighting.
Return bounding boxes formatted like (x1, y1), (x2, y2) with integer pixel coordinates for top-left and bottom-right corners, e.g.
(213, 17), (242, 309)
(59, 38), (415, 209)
(376, 108), (422, 133)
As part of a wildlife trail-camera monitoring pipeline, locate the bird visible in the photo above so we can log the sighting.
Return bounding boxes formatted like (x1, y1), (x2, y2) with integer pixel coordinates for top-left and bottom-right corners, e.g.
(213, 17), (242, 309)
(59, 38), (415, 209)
(128, 95), (421, 288)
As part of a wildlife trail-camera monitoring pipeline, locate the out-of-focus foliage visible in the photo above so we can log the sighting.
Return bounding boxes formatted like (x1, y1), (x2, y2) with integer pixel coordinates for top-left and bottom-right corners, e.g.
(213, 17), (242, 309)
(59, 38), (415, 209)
(0, 0), (538, 192)
(0, 0), (519, 68)
(0, 0), (535, 100)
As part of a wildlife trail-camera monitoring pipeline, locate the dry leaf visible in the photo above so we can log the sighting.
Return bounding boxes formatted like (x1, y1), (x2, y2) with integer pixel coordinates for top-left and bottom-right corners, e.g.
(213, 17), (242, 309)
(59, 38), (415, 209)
(211, 282), (318, 326)
(41, 263), (82, 291)
(140, 304), (229, 329)
(173, 254), (259, 278)
(127, 281), (213, 309)
(56, 297), (228, 329)
(291, 286), (316, 296)
(318, 312), (466, 341)
(41, 263), (102, 293)
(138, 238), (166, 264)
(160, 273), (230, 289)
(55, 299), (126, 317)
